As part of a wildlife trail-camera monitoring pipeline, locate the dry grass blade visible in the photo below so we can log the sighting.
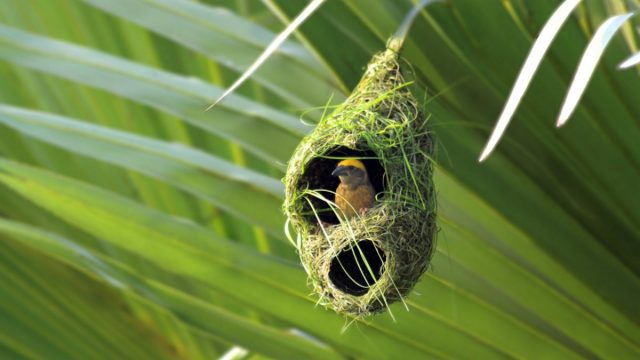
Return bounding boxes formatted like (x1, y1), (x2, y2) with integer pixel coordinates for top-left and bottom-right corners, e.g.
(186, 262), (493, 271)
(479, 0), (582, 162)
(205, 0), (326, 110)
(557, 12), (636, 126)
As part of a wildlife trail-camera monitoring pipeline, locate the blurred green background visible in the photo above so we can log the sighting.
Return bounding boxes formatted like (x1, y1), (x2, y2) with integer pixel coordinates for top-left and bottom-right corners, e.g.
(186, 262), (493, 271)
(0, 0), (638, 359)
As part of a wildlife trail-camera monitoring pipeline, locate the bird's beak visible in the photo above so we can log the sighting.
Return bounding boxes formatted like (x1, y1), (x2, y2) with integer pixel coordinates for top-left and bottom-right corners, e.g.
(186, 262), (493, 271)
(331, 166), (347, 177)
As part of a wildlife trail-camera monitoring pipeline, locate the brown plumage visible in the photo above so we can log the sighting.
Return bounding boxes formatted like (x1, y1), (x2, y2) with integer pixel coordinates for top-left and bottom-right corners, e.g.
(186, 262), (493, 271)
(332, 159), (375, 219)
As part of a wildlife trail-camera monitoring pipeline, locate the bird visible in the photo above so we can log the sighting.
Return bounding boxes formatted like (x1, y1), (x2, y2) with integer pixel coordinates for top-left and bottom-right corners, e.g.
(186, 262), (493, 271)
(331, 159), (375, 219)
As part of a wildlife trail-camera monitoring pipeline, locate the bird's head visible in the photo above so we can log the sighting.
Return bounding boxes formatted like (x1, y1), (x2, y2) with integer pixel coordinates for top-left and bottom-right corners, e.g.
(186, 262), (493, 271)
(331, 159), (369, 186)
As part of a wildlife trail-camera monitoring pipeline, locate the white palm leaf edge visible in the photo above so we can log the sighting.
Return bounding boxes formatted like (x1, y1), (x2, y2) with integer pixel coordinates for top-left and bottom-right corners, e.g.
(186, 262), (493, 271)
(480, 0), (638, 161)
(207, 0), (637, 162)
(206, 0), (327, 110)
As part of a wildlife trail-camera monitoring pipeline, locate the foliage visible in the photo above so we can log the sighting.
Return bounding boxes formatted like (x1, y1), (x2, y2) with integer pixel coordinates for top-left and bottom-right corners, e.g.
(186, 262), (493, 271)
(0, 0), (638, 359)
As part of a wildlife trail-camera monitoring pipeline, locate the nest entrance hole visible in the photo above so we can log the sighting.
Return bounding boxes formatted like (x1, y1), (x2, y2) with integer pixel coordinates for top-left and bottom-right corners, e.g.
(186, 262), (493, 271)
(299, 147), (385, 224)
(328, 240), (386, 296)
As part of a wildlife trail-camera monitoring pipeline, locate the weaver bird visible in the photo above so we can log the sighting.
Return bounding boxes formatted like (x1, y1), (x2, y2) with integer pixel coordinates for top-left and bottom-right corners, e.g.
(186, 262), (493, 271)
(332, 159), (375, 219)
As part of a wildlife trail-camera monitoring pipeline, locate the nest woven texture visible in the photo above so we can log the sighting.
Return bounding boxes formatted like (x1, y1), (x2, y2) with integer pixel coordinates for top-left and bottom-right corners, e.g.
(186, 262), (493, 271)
(283, 47), (437, 317)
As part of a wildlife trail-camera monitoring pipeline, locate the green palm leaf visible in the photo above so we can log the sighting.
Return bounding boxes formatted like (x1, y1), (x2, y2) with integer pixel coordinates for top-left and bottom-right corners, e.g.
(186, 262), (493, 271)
(0, 0), (638, 359)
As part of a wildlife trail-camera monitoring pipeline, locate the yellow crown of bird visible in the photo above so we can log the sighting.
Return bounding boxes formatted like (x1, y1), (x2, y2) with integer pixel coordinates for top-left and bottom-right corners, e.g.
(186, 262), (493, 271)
(336, 158), (366, 171)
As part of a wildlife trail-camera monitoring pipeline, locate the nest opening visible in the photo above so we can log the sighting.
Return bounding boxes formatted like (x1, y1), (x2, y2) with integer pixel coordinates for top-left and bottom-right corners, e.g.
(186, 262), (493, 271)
(328, 240), (387, 296)
(297, 146), (385, 224)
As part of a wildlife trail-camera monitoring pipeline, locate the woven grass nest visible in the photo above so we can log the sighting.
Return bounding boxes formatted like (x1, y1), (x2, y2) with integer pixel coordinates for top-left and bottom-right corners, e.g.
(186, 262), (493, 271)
(283, 44), (437, 317)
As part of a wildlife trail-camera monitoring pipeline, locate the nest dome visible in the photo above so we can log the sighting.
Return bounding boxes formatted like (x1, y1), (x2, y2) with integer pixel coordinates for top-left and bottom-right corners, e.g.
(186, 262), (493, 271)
(283, 47), (436, 317)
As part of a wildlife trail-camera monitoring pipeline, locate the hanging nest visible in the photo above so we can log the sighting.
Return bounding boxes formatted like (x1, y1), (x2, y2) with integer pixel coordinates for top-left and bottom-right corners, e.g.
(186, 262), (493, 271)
(283, 43), (437, 317)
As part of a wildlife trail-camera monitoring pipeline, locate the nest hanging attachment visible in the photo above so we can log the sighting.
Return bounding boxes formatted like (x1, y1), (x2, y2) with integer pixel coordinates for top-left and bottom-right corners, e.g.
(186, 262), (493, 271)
(283, 38), (437, 317)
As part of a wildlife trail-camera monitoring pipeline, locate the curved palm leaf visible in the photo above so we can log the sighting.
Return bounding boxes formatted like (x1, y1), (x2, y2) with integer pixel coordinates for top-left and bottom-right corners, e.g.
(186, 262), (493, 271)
(0, 0), (638, 359)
